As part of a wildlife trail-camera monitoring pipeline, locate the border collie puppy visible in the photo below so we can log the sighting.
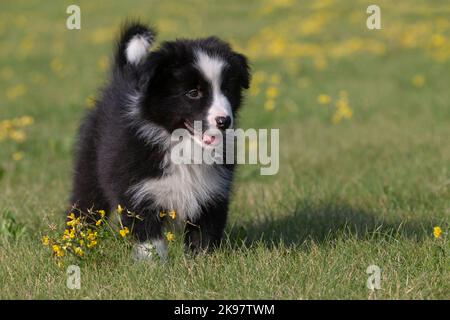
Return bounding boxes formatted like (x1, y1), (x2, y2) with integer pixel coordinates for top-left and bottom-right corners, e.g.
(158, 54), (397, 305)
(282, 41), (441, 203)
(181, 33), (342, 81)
(69, 22), (250, 261)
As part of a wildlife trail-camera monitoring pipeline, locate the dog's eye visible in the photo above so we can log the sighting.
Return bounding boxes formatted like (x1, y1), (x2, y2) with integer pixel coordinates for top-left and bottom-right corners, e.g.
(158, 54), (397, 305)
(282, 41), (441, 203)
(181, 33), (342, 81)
(185, 89), (202, 100)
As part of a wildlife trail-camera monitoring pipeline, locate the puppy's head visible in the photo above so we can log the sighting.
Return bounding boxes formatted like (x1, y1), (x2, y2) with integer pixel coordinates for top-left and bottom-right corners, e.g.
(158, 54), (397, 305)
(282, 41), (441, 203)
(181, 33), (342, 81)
(117, 24), (250, 147)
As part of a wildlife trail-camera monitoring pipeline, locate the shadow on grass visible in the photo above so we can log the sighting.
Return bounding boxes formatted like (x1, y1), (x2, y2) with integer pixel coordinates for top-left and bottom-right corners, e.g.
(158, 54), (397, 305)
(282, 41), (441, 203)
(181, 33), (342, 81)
(227, 201), (437, 248)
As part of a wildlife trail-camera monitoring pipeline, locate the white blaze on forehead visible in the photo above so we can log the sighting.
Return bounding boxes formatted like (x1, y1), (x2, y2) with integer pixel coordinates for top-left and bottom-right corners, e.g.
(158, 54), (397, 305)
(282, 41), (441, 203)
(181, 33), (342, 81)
(195, 51), (225, 86)
(195, 51), (233, 128)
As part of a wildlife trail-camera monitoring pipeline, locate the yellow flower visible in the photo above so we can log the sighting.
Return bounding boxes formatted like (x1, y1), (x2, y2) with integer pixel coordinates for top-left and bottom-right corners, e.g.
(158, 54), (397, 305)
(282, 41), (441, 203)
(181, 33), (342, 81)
(433, 226), (442, 239)
(87, 240), (97, 248)
(332, 91), (353, 123)
(95, 219), (103, 226)
(74, 247), (84, 257)
(98, 56), (109, 71)
(169, 210), (177, 220)
(52, 245), (65, 257)
(15, 116), (34, 127)
(42, 235), (49, 246)
(98, 210), (106, 218)
(66, 217), (80, 227)
(270, 74), (281, 85)
(62, 229), (69, 240)
(264, 100), (276, 111)
(250, 86), (260, 96)
(159, 211), (167, 218)
(87, 230), (98, 241)
(6, 84), (27, 101)
(79, 239), (85, 246)
(50, 58), (63, 73)
(166, 231), (175, 242)
(412, 74), (425, 87)
(86, 95), (96, 109)
(314, 56), (328, 70)
(12, 152), (24, 161)
(317, 94), (331, 105)
(117, 204), (124, 214)
(119, 227), (129, 238)
(266, 86), (279, 99)
(67, 212), (76, 220)
(62, 242), (73, 249)
(9, 130), (26, 143)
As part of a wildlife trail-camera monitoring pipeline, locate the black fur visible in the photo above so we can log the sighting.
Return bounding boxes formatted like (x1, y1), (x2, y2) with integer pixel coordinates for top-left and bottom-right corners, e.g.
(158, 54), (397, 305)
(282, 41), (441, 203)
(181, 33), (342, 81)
(69, 22), (250, 254)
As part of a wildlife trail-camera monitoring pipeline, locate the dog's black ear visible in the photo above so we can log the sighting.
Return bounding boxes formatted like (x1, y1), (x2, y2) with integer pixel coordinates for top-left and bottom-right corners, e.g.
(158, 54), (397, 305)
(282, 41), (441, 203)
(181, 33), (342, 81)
(233, 52), (250, 89)
(115, 21), (156, 70)
(137, 51), (167, 90)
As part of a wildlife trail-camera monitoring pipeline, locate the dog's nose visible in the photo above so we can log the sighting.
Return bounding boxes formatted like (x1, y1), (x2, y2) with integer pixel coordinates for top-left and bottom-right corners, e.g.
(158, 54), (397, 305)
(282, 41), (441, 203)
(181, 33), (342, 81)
(215, 116), (231, 130)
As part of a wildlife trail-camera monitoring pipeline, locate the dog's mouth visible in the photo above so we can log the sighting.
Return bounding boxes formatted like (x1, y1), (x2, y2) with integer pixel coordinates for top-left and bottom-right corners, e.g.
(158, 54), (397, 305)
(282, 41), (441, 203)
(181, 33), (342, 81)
(183, 120), (218, 146)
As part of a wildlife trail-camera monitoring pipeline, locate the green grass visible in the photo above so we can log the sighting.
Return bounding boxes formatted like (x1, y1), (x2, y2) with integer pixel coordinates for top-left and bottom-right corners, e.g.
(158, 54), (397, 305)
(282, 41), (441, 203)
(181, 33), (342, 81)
(0, 0), (449, 299)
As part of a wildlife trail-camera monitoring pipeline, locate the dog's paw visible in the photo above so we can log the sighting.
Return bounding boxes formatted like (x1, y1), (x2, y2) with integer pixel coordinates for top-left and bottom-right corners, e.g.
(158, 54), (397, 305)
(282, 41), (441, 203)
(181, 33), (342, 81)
(132, 239), (168, 262)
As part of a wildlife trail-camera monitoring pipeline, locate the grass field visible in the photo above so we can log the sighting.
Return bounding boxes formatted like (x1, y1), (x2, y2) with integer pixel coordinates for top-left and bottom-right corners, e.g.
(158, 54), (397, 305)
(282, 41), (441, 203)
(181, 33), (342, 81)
(0, 0), (449, 299)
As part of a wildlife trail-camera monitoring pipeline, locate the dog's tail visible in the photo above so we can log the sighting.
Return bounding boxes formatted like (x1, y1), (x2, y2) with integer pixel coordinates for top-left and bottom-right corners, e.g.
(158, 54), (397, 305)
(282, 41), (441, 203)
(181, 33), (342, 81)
(115, 21), (156, 70)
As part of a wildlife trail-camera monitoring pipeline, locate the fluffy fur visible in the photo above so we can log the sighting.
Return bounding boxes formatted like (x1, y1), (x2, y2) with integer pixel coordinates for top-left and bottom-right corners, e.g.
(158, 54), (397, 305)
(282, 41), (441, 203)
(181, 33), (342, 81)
(69, 22), (250, 260)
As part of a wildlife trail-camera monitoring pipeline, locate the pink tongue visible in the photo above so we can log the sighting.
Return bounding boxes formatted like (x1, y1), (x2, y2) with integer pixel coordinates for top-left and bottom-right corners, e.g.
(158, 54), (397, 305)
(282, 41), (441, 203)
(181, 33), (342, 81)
(202, 134), (216, 145)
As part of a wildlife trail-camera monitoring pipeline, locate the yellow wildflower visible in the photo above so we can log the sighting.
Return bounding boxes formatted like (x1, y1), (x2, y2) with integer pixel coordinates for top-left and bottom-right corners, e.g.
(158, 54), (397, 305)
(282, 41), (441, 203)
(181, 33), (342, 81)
(119, 227), (129, 238)
(266, 86), (279, 99)
(86, 95), (96, 109)
(314, 56), (328, 71)
(62, 229), (69, 240)
(95, 219), (103, 226)
(159, 211), (167, 218)
(98, 209), (106, 218)
(252, 71), (267, 84)
(270, 74), (281, 85)
(62, 242), (72, 249)
(98, 56), (109, 71)
(17, 115), (34, 126)
(412, 74), (425, 87)
(169, 210), (176, 220)
(166, 231), (175, 242)
(6, 84), (27, 100)
(66, 217), (80, 227)
(332, 90), (353, 123)
(87, 240), (97, 248)
(74, 247), (84, 257)
(9, 130), (26, 143)
(50, 58), (63, 73)
(42, 235), (50, 246)
(117, 204), (124, 214)
(317, 94), (331, 105)
(87, 230), (97, 241)
(264, 100), (276, 111)
(12, 152), (24, 161)
(433, 226), (442, 239)
(62, 228), (75, 240)
(52, 245), (65, 257)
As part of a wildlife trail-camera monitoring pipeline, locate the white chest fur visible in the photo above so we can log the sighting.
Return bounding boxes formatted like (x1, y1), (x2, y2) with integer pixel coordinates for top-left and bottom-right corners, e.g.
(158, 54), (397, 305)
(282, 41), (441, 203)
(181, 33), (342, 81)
(128, 164), (232, 222)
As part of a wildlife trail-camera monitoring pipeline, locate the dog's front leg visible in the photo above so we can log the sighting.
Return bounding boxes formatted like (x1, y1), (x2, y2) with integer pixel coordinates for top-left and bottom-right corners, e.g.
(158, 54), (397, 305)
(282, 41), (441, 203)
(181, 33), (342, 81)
(184, 201), (228, 254)
(119, 203), (167, 262)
